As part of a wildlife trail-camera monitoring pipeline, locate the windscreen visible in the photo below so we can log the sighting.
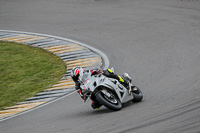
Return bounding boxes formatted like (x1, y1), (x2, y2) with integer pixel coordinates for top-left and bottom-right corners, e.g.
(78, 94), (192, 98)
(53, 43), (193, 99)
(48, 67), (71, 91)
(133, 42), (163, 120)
(79, 72), (89, 84)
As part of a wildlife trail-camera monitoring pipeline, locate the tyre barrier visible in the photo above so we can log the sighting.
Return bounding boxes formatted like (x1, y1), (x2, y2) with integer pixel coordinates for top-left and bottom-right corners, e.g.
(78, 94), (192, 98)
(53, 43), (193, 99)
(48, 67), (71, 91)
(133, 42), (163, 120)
(0, 30), (109, 120)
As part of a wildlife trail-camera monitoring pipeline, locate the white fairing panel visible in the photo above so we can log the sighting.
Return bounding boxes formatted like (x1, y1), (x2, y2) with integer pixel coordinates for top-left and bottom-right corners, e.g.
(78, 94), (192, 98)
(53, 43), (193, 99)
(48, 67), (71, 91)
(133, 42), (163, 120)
(81, 74), (133, 103)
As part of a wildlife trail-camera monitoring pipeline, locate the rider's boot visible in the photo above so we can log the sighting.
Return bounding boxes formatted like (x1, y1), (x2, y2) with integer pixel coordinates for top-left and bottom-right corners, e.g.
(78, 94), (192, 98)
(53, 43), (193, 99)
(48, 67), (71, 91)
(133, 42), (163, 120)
(122, 73), (132, 83)
(122, 73), (132, 95)
(91, 100), (102, 110)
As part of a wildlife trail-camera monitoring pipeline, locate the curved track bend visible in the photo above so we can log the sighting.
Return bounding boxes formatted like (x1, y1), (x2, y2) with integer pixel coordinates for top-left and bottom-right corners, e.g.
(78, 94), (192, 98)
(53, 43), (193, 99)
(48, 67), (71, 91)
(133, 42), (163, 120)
(0, 0), (200, 133)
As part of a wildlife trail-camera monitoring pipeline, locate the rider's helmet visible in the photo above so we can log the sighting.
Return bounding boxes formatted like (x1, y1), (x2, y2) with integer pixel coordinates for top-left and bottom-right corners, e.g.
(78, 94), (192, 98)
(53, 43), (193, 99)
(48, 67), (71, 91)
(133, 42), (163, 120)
(71, 66), (84, 81)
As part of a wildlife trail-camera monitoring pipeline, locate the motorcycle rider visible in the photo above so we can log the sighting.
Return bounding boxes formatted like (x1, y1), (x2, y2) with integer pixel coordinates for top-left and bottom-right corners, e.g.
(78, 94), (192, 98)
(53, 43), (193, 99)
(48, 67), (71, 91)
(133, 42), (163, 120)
(71, 66), (132, 110)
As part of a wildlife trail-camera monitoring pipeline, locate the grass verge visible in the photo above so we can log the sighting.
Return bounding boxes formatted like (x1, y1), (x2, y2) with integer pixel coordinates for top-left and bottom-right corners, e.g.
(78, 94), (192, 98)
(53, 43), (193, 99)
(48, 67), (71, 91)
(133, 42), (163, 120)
(0, 41), (66, 110)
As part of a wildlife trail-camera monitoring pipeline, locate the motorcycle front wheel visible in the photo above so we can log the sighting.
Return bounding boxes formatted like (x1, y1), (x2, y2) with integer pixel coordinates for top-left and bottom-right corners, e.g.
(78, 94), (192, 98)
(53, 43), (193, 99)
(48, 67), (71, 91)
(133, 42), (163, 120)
(96, 89), (122, 111)
(132, 86), (143, 103)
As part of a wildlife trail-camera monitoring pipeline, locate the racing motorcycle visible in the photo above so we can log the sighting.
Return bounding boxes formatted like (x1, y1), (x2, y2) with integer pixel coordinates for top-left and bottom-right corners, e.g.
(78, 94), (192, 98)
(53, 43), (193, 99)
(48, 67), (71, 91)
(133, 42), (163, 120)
(78, 68), (143, 111)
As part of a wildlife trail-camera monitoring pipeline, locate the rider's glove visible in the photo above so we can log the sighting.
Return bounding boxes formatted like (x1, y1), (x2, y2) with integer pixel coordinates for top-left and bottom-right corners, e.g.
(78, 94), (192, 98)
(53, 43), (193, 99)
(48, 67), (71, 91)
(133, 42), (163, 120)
(97, 68), (103, 74)
(90, 68), (103, 76)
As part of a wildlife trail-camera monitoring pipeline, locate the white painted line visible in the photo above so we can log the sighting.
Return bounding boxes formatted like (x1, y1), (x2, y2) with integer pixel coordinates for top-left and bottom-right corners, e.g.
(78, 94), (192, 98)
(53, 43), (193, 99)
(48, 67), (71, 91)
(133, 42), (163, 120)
(0, 91), (76, 122)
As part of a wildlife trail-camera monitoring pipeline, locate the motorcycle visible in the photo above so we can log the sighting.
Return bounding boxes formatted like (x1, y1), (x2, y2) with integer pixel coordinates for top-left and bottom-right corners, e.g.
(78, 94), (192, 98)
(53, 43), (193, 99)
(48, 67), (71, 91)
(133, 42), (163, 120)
(78, 68), (143, 111)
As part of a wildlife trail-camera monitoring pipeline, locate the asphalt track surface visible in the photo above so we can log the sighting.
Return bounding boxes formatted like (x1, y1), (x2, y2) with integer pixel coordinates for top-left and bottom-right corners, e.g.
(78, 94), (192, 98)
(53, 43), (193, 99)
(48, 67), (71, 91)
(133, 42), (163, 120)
(0, 0), (200, 133)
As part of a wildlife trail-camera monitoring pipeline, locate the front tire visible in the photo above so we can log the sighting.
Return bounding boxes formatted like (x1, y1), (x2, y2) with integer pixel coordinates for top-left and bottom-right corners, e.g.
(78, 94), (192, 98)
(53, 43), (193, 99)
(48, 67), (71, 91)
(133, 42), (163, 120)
(132, 86), (143, 103)
(96, 89), (122, 111)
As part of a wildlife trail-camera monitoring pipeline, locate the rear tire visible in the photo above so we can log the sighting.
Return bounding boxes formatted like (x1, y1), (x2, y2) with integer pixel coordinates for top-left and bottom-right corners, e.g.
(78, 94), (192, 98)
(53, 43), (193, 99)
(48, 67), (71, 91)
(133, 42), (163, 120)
(96, 90), (122, 111)
(132, 86), (143, 103)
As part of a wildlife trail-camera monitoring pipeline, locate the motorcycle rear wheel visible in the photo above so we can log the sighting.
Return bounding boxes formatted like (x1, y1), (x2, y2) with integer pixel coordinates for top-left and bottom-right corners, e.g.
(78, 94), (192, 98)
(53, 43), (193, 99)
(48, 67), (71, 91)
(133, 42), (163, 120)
(96, 89), (122, 111)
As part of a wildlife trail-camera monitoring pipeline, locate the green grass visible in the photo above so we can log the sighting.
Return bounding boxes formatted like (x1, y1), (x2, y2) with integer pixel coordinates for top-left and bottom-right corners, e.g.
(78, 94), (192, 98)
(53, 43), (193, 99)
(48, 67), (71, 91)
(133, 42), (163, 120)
(0, 41), (66, 110)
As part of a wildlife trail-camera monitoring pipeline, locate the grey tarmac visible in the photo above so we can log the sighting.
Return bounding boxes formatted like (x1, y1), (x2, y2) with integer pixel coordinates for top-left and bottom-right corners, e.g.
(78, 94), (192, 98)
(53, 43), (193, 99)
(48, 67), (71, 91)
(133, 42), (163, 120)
(0, 0), (200, 133)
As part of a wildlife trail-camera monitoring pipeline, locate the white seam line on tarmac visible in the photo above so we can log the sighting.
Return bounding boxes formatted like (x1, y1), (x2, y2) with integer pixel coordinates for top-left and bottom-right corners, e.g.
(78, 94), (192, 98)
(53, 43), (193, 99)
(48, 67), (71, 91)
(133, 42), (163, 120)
(0, 91), (76, 122)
